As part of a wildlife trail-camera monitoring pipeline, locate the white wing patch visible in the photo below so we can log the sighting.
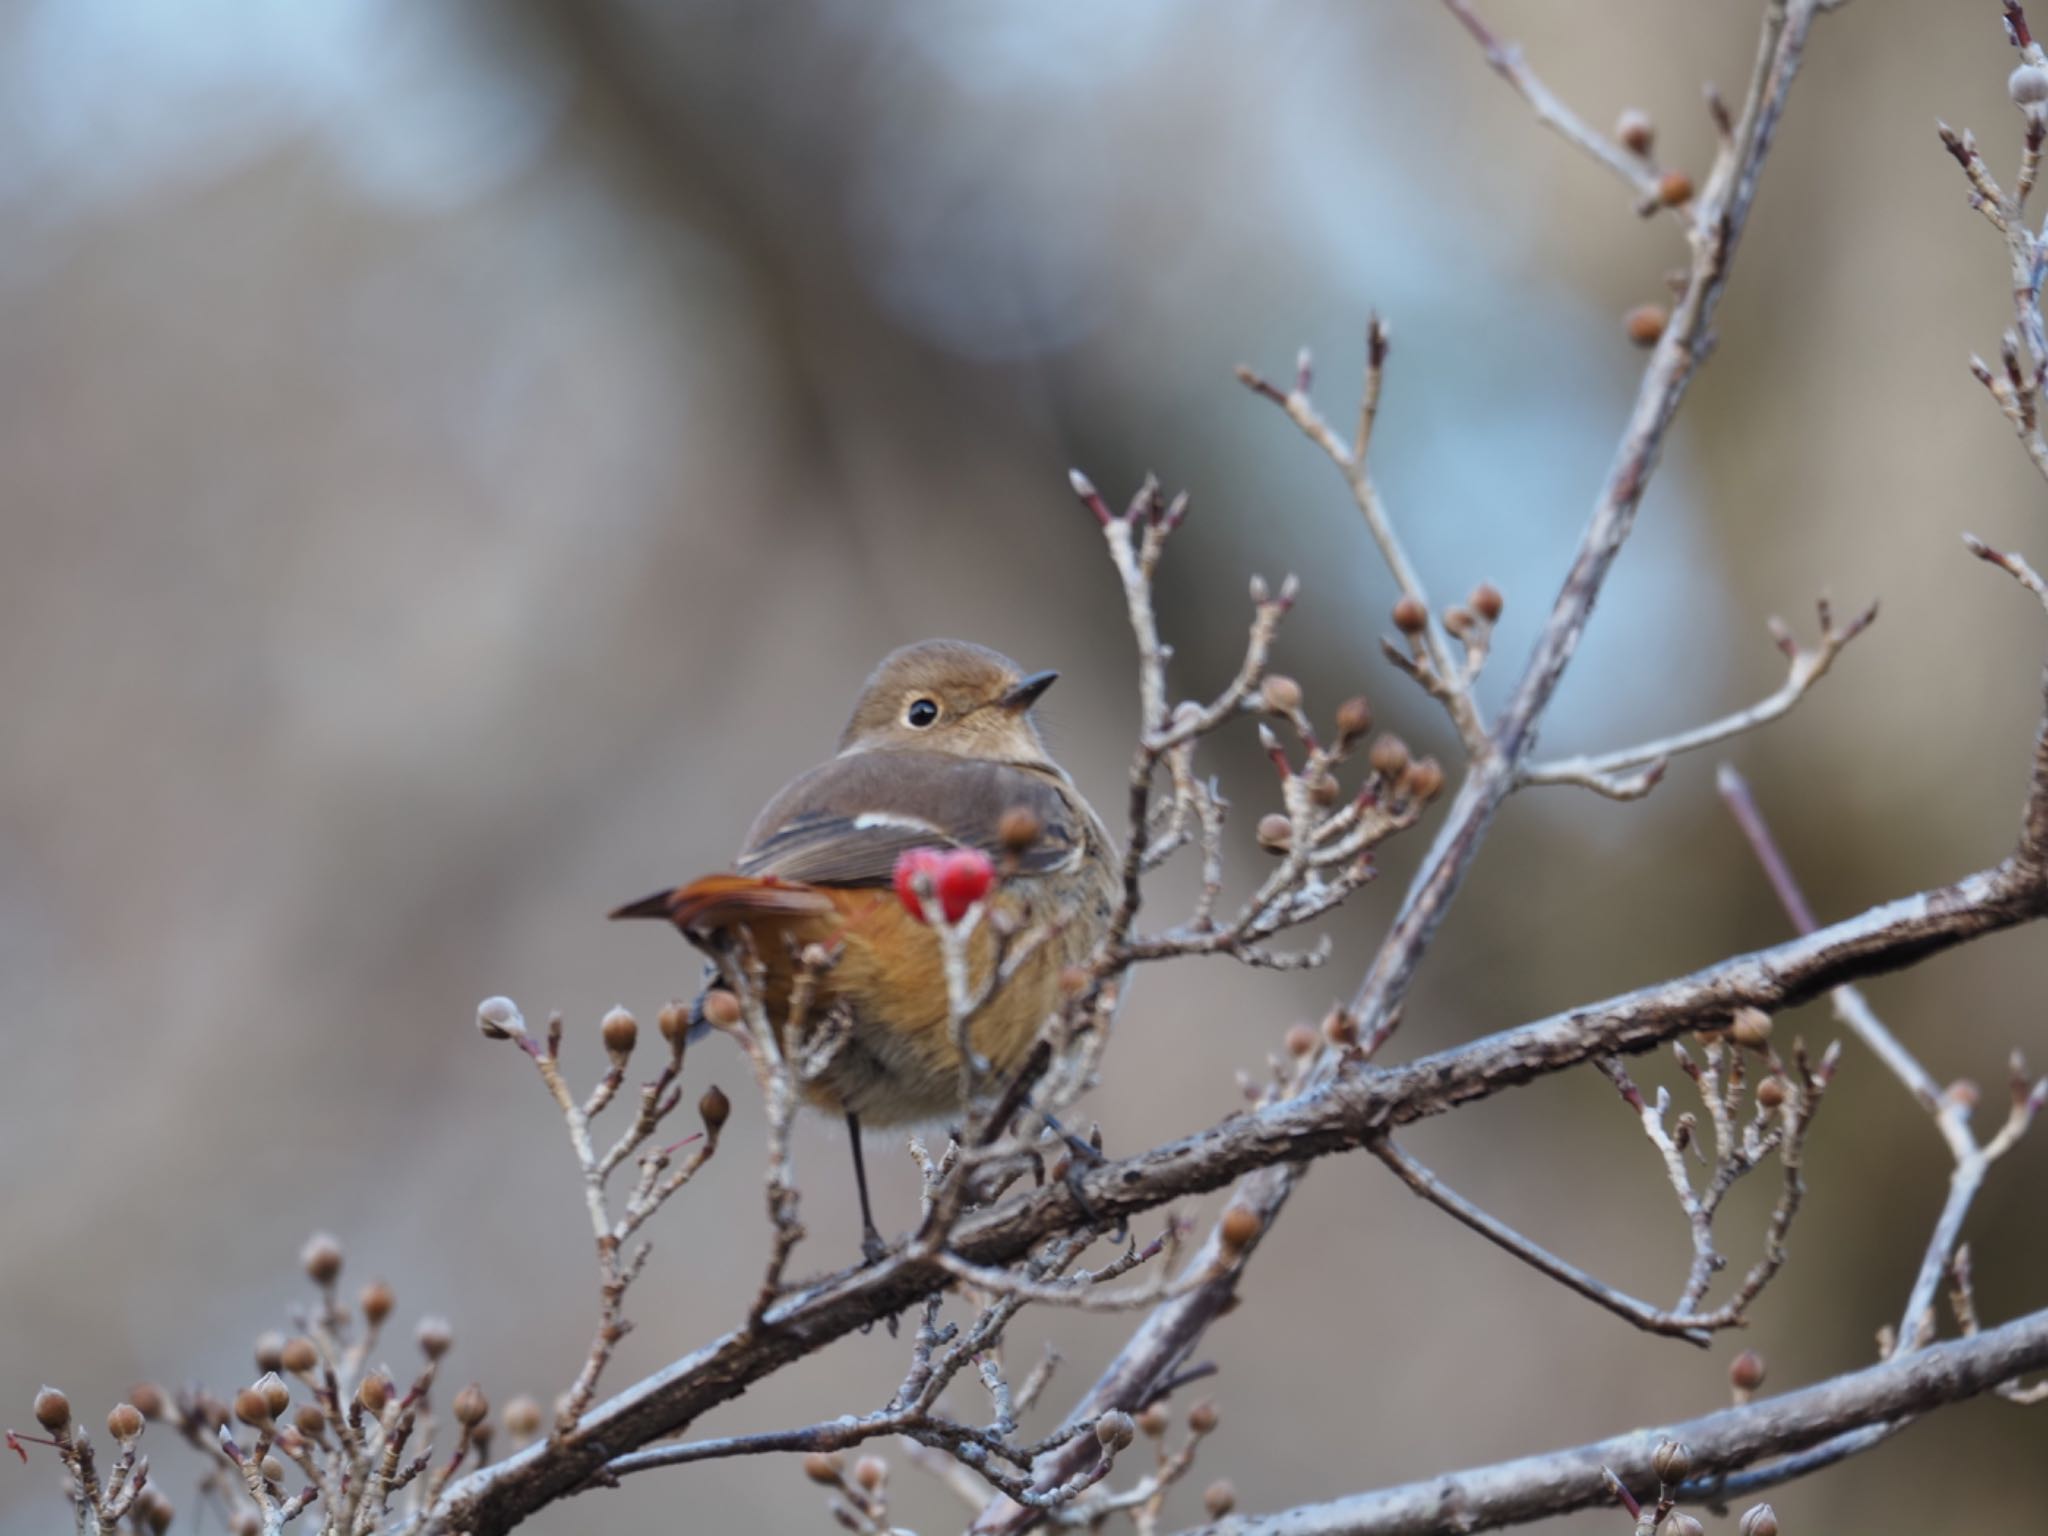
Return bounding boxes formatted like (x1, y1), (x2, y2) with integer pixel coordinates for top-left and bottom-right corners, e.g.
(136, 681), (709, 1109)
(852, 812), (945, 834)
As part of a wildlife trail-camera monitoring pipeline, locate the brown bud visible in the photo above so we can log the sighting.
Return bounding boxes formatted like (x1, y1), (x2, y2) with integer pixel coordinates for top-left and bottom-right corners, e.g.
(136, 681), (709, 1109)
(294, 1403), (328, 1438)
(1283, 1023), (1317, 1059)
(1658, 168), (1694, 206)
(106, 1402), (144, 1441)
(1730, 1007), (1773, 1049)
(33, 1386), (71, 1432)
(357, 1373), (390, 1415)
(260, 1456), (286, 1484)
(1324, 1007), (1360, 1048)
(1470, 582), (1504, 622)
(699, 1085), (733, 1133)
(503, 1395), (543, 1439)
(127, 1383), (165, 1421)
(998, 806), (1043, 852)
(1652, 1438), (1694, 1486)
(476, 996), (520, 1039)
(1057, 966), (1090, 999)
(301, 1233), (344, 1286)
(1625, 305), (1668, 347)
(853, 1455), (887, 1492)
(1335, 695), (1374, 744)
(1730, 1348), (1767, 1393)
(1401, 758), (1445, 802)
(234, 1386), (274, 1429)
(1391, 595), (1427, 635)
(360, 1279), (395, 1327)
(600, 1007), (638, 1060)
(281, 1337), (318, 1375)
(1756, 1076), (1787, 1110)
(658, 1000), (690, 1051)
(1260, 674), (1303, 715)
(254, 1332), (287, 1373)
(1739, 1504), (1780, 1536)
(702, 989), (743, 1030)
(452, 1385), (488, 1428)
(1615, 108), (1654, 156)
(1442, 605), (1473, 639)
(416, 1316), (454, 1361)
(1256, 813), (1294, 853)
(1368, 734), (1410, 779)
(1095, 1410), (1136, 1452)
(1220, 1205), (1262, 1252)
(231, 1513), (261, 1536)
(1188, 1399), (1219, 1436)
(1665, 1517), (1705, 1536)
(1307, 771), (1341, 808)
(1204, 1480), (1238, 1519)
(1137, 1402), (1170, 1438)
(258, 1372), (290, 1418)
(139, 1489), (174, 1534)
(803, 1451), (843, 1486)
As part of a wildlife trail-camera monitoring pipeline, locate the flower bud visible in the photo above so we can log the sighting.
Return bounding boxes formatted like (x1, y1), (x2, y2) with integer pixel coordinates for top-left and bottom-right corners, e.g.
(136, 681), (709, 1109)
(281, 1337), (318, 1375)
(254, 1332), (286, 1373)
(1137, 1403), (1170, 1438)
(503, 1395), (543, 1439)
(1283, 1023), (1317, 1059)
(1658, 169), (1694, 206)
(2013, 63), (2048, 106)
(1324, 1007), (1359, 1048)
(127, 1383), (165, 1420)
(416, 1316), (454, 1361)
(1756, 1076), (1787, 1110)
(1730, 1348), (1767, 1394)
(453, 1385), (488, 1428)
(1220, 1205), (1262, 1253)
(998, 806), (1043, 853)
(107, 1402), (144, 1442)
(658, 1000), (690, 1052)
(139, 1488), (174, 1534)
(357, 1373), (390, 1415)
(1665, 1516), (1705, 1536)
(1368, 734), (1410, 779)
(1739, 1504), (1779, 1536)
(234, 1386), (274, 1429)
(700, 1085), (732, 1134)
(1625, 305), (1668, 347)
(294, 1403), (327, 1438)
(1335, 695), (1374, 744)
(1471, 582), (1504, 622)
(702, 989), (743, 1030)
(301, 1233), (344, 1287)
(476, 996), (521, 1040)
(1058, 966), (1090, 999)
(33, 1386), (71, 1432)
(1260, 674), (1303, 714)
(231, 1513), (261, 1536)
(1094, 1410), (1136, 1453)
(854, 1455), (887, 1492)
(1188, 1399), (1219, 1435)
(803, 1451), (843, 1485)
(1256, 813), (1294, 853)
(1402, 758), (1445, 802)
(1442, 605), (1473, 639)
(1391, 595), (1427, 635)
(1205, 1480), (1237, 1518)
(358, 1280), (394, 1329)
(1730, 1007), (1772, 1049)
(260, 1455), (286, 1484)
(1307, 771), (1341, 808)
(1652, 1438), (1694, 1486)
(600, 1007), (638, 1061)
(1615, 108), (1654, 156)
(258, 1372), (290, 1418)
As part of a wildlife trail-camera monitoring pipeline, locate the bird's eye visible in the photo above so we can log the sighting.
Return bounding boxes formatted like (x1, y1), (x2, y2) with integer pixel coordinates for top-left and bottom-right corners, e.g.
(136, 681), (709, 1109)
(906, 697), (940, 728)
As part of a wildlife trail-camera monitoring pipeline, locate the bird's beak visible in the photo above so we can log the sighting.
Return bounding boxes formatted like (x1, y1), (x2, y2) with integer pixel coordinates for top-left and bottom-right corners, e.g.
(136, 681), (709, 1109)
(998, 670), (1058, 712)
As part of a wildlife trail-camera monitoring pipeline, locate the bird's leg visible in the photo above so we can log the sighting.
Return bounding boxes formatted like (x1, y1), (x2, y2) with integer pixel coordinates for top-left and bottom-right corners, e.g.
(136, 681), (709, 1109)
(1038, 1113), (1123, 1242)
(846, 1112), (888, 1265)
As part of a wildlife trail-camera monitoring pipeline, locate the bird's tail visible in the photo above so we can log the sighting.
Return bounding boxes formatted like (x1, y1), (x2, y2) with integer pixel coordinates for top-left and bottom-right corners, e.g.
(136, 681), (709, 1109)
(608, 873), (833, 933)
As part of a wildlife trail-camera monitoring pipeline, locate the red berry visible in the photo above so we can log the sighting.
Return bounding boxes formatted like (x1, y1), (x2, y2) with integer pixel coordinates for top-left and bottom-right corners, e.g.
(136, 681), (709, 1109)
(934, 849), (994, 922)
(892, 849), (946, 923)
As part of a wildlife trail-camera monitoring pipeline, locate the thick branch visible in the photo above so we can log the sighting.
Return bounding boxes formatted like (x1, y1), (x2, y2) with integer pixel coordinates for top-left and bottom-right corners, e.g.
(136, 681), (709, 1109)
(1171, 1307), (2048, 1535)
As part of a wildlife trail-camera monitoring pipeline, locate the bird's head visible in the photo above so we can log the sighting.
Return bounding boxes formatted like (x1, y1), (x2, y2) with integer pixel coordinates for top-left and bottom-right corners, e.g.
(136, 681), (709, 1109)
(838, 639), (1059, 767)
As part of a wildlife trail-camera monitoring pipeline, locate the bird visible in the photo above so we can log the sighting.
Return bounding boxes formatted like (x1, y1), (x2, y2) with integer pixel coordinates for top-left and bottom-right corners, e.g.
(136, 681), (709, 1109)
(611, 638), (1119, 1259)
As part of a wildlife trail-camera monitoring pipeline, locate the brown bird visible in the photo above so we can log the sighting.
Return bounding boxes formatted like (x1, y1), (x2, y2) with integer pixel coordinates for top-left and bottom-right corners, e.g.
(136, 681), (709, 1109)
(612, 639), (1118, 1257)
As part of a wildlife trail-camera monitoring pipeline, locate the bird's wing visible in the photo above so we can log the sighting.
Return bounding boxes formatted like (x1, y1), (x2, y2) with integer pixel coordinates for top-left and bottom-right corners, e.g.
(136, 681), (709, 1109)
(735, 751), (1085, 887)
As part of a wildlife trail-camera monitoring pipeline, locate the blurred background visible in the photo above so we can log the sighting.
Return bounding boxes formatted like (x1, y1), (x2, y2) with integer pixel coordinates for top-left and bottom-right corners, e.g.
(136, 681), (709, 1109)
(4, 1), (2047, 1531)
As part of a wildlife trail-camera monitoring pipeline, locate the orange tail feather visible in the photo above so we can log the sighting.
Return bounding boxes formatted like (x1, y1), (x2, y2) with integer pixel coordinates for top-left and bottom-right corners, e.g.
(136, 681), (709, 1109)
(609, 873), (834, 933)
